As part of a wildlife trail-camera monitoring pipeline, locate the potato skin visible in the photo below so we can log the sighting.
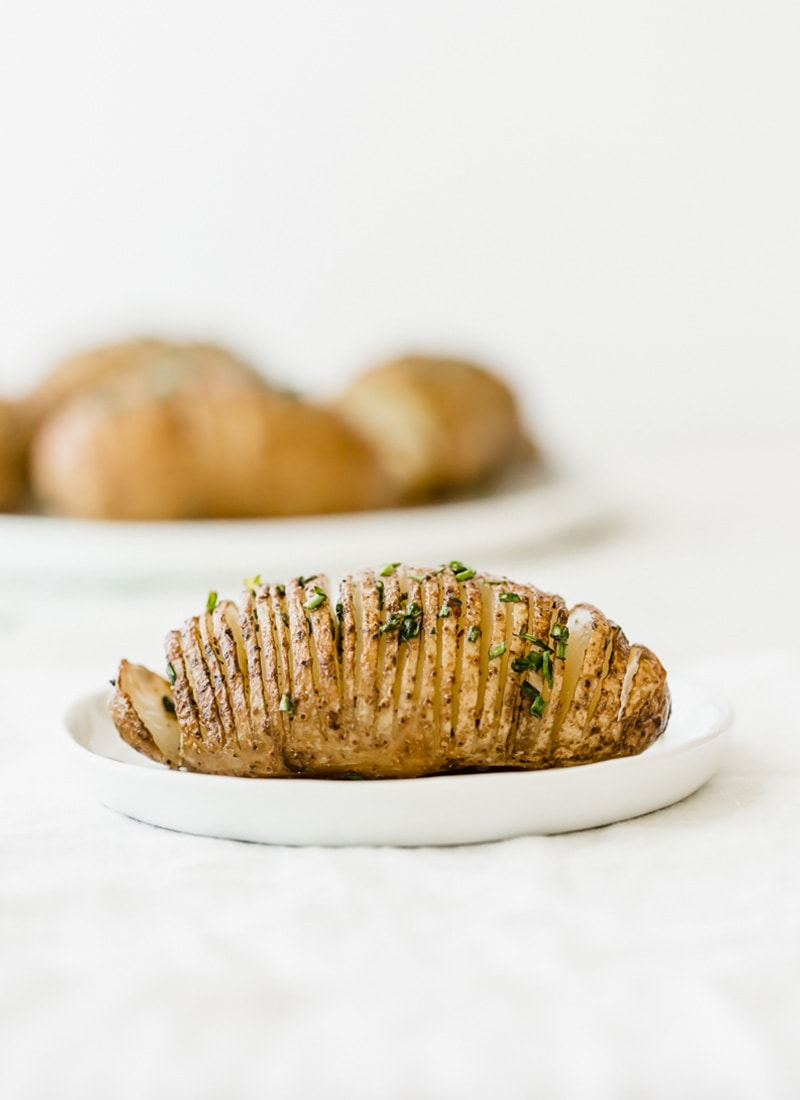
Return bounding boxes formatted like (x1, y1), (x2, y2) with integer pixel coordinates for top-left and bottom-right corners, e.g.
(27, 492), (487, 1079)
(30, 388), (396, 520)
(25, 338), (268, 425)
(335, 355), (533, 499)
(111, 566), (671, 779)
(0, 399), (32, 512)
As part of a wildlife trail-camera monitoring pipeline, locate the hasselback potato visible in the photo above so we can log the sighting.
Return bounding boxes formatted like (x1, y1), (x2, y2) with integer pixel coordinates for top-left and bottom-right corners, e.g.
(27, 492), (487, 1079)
(110, 564), (670, 779)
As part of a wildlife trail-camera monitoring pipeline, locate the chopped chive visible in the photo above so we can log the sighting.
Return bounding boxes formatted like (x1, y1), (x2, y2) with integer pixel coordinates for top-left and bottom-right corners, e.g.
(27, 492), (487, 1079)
(467, 625), (481, 643)
(206, 590), (218, 613)
(550, 623), (570, 641)
(166, 662), (176, 686)
(530, 694), (547, 718)
(335, 601), (344, 621)
(400, 591), (408, 602)
(279, 693), (295, 715)
(161, 695), (176, 716)
(517, 632), (553, 652)
(303, 590), (327, 610)
(400, 616), (422, 642)
(555, 640), (568, 659)
(488, 642), (506, 660)
(498, 592), (522, 603)
(297, 575), (317, 587)
(243, 573), (262, 593)
(408, 574), (424, 582)
(379, 562), (401, 577)
(345, 771), (365, 780)
(437, 604), (451, 618)
(511, 651), (543, 674)
(378, 611), (404, 634)
(275, 583), (286, 597)
(455, 568), (476, 582)
(376, 579), (384, 609)
(519, 680), (546, 717)
(449, 560), (466, 572)
(485, 578), (504, 585)
(542, 650), (553, 688)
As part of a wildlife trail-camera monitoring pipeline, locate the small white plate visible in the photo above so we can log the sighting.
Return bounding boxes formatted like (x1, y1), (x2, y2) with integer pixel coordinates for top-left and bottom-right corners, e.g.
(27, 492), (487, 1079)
(63, 677), (731, 846)
(1, 465), (608, 584)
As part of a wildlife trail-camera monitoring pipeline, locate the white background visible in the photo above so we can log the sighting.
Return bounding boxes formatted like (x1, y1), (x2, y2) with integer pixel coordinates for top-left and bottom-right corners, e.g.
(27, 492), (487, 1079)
(0, 0), (798, 470)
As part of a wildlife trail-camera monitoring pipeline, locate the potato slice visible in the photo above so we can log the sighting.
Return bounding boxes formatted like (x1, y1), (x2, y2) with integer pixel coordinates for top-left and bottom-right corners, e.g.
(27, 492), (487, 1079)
(436, 568), (462, 765)
(548, 605), (614, 765)
(213, 600), (256, 752)
(110, 660), (179, 766)
(180, 616), (226, 750)
(164, 629), (207, 773)
(389, 568), (428, 775)
(508, 589), (568, 765)
(198, 607), (237, 745)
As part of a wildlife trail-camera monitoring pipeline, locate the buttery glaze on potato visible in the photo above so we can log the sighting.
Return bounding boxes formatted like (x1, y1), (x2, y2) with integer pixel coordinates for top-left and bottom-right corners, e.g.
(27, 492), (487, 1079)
(110, 564), (671, 779)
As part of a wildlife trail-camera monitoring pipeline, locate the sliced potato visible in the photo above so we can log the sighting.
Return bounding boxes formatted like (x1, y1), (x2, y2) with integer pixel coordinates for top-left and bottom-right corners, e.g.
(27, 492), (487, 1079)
(110, 564), (670, 779)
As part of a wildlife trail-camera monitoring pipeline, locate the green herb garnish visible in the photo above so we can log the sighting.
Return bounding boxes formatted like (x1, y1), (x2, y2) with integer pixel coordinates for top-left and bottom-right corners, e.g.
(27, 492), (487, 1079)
(498, 592), (522, 603)
(517, 632), (553, 652)
(335, 601), (344, 621)
(511, 651), (544, 674)
(488, 642), (506, 660)
(437, 604), (451, 618)
(206, 590), (218, 613)
(542, 650), (553, 688)
(166, 662), (176, 686)
(303, 586), (327, 611)
(378, 610), (404, 634)
(378, 600), (422, 642)
(279, 693), (295, 715)
(345, 772), (365, 780)
(297, 575), (317, 587)
(467, 625), (481, 643)
(379, 562), (401, 577)
(550, 623), (569, 659)
(400, 601), (423, 642)
(520, 680), (547, 717)
(530, 693), (547, 718)
(455, 567), (476, 581)
(275, 583), (286, 597)
(243, 574), (262, 593)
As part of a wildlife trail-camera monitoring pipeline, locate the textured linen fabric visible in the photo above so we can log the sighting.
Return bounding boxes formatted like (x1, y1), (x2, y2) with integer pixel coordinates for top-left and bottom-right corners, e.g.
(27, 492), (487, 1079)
(1, 654), (799, 1100)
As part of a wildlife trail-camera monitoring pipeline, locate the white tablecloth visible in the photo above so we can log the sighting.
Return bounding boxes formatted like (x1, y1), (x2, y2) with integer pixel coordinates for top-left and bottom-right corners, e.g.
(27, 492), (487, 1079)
(2, 431), (799, 1100)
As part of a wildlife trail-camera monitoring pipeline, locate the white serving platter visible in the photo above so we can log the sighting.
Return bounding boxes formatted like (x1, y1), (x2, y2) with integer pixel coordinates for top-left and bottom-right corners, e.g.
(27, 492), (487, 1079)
(0, 465), (609, 584)
(64, 677), (732, 847)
